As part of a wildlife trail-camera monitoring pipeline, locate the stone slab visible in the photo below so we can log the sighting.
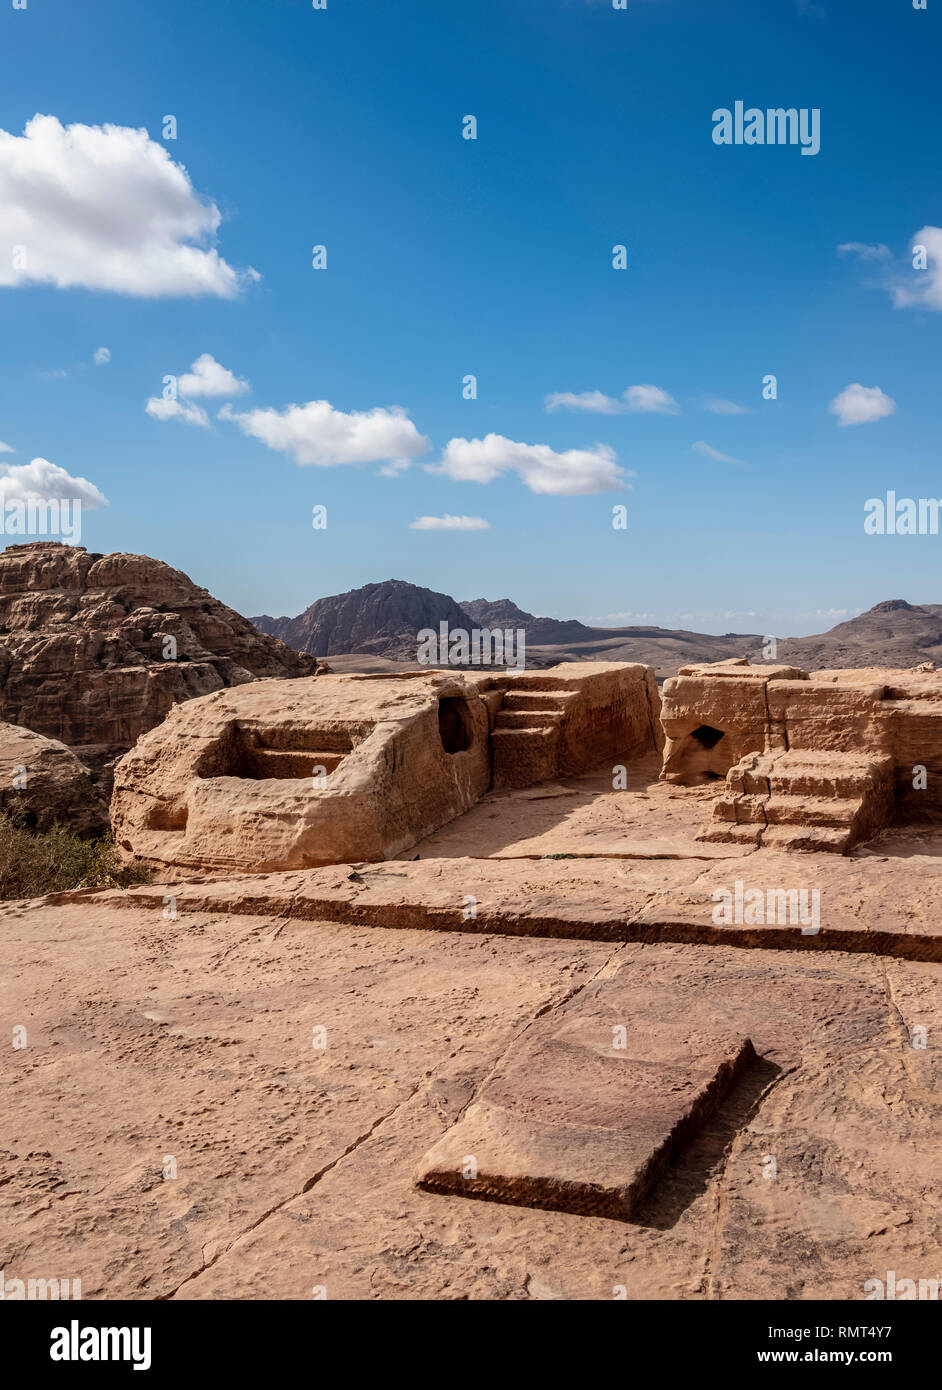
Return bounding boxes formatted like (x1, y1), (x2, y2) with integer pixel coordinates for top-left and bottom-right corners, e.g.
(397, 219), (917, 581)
(415, 984), (756, 1220)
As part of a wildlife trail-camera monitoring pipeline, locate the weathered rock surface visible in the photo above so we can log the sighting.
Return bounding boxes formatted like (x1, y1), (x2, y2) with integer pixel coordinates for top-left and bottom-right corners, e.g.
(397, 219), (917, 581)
(111, 672), (493, 873)
(85, 831), (942, 960)
(661, 659), (942, 853)
(0, 721), (108, 837)
(6, 634), (942, 1302)
(110, 664), (661, 874)
(3, 896), (940, 1301)
(482, 663), (662, 790)
(416, 989), (755, 1220)
(0, 542), (316, 779)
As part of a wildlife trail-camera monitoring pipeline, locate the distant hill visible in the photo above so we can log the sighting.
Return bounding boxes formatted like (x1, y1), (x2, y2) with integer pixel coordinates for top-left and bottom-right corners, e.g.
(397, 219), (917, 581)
(254, 580), (765, 672)
(253, 579), (473, 661)
(779, 600), (942, 670)
(460, 597), (593, 645)
(254, 584), (942, 679)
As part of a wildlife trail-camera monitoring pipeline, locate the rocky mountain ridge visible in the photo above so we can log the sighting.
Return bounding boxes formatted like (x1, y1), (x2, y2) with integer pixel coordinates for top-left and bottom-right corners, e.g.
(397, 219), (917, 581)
(254, 583), (942, 679)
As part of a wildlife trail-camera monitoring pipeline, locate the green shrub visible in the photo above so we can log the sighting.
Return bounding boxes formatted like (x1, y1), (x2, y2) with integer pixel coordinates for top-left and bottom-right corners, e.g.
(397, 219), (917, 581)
(0, 811), (151, 899)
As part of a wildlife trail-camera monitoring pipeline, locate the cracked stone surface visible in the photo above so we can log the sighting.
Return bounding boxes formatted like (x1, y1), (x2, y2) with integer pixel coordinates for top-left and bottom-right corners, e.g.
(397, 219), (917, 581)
(2, 893), (941, 1300)
(77, 828), (942, 958)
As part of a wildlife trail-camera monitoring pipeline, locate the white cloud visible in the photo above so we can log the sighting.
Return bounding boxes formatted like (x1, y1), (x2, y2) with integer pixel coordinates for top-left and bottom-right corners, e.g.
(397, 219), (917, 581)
(145, 396), (210, 428)
(433, 433), (629, 495)
(0, 457), (107, 507)
(178, 352), (249, 398)
(692, 440), (742, 463)
(892, 226), (942, 311)
(93, 346), (111, 366)
(838, 242), (891, 262)
(701, 396), (748, 415)
(828, 383), (895, 426)
(0, 441), (14, 453)
(545, 390), (623, 414)
(409, 514), (490, 531)
(220, 399), (430, 469)
(623, 384), (680, 414)
(545, 384), (679, 416)
(144, 353), (248, 428)
(0, 114), (257, 297)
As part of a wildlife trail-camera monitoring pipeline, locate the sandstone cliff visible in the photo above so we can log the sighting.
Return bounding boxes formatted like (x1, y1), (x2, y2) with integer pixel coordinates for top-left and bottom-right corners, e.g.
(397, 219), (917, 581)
(0, 542), (316, 778)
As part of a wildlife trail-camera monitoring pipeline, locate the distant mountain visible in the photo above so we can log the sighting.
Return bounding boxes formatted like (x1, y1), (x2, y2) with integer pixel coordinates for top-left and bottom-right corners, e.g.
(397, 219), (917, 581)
(779, 600), (942, 670)
(253, 584), (942, 679)
(460, 597), (592, 644)
(253, 580), (473, 661)
(254, 580), (765, 673)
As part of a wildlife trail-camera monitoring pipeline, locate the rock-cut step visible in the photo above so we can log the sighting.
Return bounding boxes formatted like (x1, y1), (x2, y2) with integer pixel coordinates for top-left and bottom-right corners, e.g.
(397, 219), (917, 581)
(699, 750), (896, 854)
(490, 689), (579, 789)
(490, 726), (560, 789)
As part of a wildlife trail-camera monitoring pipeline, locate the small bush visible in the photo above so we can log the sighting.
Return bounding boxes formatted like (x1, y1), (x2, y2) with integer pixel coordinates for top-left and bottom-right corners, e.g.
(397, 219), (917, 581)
(0, 811), (151, 899)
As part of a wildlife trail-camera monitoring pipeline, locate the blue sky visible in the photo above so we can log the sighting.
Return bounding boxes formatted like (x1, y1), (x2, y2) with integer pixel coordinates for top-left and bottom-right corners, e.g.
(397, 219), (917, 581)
(1, 0), (940, 637)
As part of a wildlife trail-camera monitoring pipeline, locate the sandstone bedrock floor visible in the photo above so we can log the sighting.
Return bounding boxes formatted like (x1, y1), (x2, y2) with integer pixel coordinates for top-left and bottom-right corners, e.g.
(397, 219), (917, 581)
(3, 759), (941, 1300)
(3, 895), (941, 1300)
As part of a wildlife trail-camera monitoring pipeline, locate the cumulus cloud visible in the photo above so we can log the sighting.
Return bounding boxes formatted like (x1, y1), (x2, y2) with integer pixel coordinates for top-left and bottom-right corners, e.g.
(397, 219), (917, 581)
(828, 383), (895, 426)
(432, 433), (629, 495)
(178, 352), (249, 398)
(145, 353), (249, 427)
(220, 399), (431, 470)
(0, 114), (257, 297)
(838, 242), (891, 262)
(545, 390), (623, 415)
(409, 514), (490, 531)
(623, 384), (679, 414)
(145, 396), (210, 428)
(0, 441), (14, 453)
(701, 396), (748, 415)
(0, 457), (107, 507)
(93, 346), (111, 366)
(692, 440), (742, 463)
(892, 226), (942, 311)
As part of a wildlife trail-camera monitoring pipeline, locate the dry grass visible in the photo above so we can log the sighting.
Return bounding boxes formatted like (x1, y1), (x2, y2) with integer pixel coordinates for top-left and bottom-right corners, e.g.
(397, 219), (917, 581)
(0, 811), (151, 899)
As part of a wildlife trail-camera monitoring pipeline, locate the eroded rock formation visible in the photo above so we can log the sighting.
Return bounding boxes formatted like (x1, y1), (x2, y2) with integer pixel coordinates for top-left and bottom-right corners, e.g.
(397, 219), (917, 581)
(111, 662), (662, 874)
(0, 542), (316, 782)
(0, 721), (109, 837)
(660, 658), (942, 852)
